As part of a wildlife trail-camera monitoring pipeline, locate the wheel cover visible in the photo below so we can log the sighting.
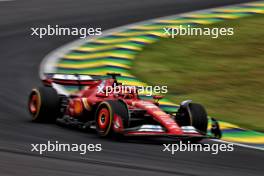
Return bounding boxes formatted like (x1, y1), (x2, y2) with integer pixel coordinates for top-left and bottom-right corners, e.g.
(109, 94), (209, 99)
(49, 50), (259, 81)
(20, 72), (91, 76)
(97, 108), (110, 130)
(29, 93), (39, 115)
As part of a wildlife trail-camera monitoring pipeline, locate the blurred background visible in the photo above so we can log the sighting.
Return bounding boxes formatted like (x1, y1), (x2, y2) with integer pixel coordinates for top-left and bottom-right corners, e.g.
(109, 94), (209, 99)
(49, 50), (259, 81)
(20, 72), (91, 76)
(0, 0), (263, 176)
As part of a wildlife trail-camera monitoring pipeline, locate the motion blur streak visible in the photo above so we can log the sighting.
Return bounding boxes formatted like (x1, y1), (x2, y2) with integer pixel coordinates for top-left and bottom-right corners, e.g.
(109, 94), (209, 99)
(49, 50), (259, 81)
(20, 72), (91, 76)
(0, 0), (263, 176)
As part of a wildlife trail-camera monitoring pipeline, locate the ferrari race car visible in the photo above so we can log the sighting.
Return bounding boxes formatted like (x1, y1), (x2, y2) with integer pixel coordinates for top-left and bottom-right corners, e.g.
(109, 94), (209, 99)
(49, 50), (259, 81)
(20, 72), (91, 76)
(28, 73), (217, 140)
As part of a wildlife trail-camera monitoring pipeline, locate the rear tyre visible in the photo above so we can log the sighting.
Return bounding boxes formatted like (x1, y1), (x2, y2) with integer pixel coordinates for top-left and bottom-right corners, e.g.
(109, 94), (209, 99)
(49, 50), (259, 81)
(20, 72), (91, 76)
(95, 100), (129, 137)
(28, 87), (61, 122)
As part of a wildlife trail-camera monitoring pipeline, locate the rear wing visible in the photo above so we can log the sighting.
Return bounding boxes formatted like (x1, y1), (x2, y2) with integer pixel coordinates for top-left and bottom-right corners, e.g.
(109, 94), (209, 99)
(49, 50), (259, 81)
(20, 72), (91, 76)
(42, 73), (102, 86)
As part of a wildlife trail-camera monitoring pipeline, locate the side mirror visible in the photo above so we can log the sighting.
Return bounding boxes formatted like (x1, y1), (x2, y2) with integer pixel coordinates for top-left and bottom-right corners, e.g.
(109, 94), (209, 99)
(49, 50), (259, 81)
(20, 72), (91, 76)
(153, 95), (164, 100)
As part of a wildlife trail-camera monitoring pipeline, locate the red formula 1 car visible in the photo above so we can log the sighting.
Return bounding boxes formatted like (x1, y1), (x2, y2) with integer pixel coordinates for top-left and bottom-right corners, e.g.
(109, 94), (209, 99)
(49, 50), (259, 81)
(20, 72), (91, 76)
(28, 73), (210, 140)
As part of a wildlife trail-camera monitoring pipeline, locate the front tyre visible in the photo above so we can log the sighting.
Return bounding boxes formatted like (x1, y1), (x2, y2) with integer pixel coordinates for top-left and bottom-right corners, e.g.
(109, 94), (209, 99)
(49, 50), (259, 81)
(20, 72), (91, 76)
(189, 103), (208, 134)
(176, 103), (208, 134)
(28, 87), (61, 122)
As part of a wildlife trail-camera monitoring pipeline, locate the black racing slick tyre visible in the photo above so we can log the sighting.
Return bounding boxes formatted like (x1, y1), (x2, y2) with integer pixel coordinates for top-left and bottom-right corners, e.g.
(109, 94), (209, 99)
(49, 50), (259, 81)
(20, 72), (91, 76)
(95, 100), (129, 137)
(176, 103), (208, 134)
(28, 87), (61, 122)
(189, 103), (208, 134)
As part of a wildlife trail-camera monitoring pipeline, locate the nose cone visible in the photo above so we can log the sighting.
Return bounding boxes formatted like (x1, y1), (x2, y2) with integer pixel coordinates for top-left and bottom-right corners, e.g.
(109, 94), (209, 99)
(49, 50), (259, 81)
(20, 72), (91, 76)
(167, 124), (184, 135)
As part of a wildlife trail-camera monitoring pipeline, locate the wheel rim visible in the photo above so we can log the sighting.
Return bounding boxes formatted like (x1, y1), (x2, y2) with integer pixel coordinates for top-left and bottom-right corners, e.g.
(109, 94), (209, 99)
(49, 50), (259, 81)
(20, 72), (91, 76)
(29, 93), (39, 115)
(97, 108), (110, 130)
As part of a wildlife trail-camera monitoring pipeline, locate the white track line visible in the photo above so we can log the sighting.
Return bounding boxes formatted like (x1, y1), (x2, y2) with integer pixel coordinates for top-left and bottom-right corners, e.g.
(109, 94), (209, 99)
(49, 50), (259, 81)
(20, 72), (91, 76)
(39, 1), (264, 152)
(212, 139), (264, 151)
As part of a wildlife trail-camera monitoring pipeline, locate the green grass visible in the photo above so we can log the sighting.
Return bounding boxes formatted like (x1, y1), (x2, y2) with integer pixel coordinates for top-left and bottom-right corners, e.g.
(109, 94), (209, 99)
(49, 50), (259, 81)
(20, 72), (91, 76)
(132, 15), (264, 132)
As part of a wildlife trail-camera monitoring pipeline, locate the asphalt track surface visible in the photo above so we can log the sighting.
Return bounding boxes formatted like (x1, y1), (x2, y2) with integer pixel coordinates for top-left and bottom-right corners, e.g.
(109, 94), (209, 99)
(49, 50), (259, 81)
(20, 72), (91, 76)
(0, 0), (263, 175)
